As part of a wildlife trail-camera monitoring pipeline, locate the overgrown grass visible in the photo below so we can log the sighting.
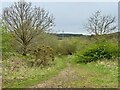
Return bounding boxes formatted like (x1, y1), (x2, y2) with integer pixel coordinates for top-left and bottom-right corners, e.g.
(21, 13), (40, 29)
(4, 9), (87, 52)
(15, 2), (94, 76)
(3, 54), (118, 88)
(3, 56), (66, 88)
(65, 55), (118, 88)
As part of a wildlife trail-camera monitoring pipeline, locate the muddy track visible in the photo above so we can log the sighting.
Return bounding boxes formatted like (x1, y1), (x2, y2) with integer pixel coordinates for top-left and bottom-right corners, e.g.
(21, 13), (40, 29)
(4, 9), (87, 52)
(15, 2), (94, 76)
(31, 63), (78, 88)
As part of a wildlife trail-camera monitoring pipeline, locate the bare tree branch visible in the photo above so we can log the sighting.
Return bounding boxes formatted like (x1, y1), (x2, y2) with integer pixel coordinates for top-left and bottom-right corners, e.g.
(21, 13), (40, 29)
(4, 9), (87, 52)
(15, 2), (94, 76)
(84, 11), (116, 35)
(2, 1), (55, 56)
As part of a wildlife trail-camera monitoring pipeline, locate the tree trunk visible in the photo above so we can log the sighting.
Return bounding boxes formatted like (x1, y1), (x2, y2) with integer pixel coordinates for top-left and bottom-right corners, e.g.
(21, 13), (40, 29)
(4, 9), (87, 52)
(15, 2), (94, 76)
(22, 45), (27, 56)
(22, 52), (26, 56)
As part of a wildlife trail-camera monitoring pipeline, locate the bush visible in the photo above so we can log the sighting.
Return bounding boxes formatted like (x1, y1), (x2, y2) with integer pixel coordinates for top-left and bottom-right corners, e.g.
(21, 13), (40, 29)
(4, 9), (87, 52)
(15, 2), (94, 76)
(31, 45), (55, 67)
(2, 29), (14, 51)
(27, 33), (59, 56)
(58, 38), (78, 55)
(75, 40), (118, 63)
(2, 28), (15, 59)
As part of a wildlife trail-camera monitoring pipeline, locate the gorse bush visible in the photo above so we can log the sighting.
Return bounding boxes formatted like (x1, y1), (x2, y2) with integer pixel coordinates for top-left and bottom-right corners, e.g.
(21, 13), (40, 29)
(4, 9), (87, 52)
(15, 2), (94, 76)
(75, 40), (118, 63)
(29, 45), (54, 67)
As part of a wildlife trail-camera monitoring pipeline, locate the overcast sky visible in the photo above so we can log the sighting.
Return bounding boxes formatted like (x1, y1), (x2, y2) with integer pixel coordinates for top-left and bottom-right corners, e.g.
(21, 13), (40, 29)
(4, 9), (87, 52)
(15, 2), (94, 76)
(1, 2), (118, 35)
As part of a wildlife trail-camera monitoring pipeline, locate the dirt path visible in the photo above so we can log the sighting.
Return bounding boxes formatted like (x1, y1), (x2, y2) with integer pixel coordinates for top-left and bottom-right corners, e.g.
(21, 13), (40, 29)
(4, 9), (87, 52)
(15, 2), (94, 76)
(31, 63), (79, 88)
(31, 60), (118, 88)
(31, 62), (94, 88)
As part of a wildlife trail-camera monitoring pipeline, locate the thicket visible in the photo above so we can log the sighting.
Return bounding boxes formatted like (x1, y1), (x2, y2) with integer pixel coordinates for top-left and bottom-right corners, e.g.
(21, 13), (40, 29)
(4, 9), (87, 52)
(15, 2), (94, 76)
(29, 45), (55, 67)
(57, 38), (78, 55)
(75, 39), (119, 63)
(1, 28), (15, 60)
(1, 28), (56, 67)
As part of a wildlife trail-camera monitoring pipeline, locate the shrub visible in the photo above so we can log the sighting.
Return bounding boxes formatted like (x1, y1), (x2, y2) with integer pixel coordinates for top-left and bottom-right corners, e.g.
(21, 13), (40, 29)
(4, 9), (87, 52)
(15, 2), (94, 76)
(58, 38), (78, 55)
(2, 29), (13, 52)
(30, 45), (55, 67)
(75, 40), (118, 63)
(27, 33), (59, 56)
(2, 29), (15, 59)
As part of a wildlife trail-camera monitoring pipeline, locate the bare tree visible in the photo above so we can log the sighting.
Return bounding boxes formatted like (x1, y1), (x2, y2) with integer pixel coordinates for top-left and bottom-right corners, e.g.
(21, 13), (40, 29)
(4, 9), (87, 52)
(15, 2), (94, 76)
(84, 11), (116, 35)
(2, 1), (54, 56)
